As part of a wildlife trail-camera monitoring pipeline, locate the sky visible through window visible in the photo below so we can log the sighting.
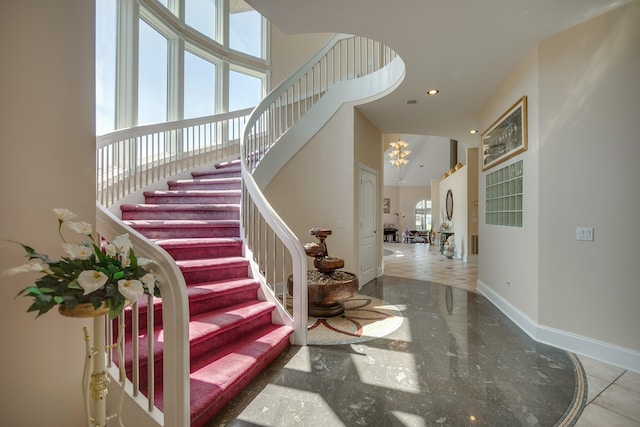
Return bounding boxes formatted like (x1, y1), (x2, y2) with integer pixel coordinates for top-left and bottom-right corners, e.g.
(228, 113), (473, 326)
(96, 0), (264, 135)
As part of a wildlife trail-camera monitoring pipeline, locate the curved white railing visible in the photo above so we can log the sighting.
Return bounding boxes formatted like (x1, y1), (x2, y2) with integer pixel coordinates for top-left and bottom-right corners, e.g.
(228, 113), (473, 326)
(94, 33), (403, 426)
(97, 109), (252, 208)
(95, 110), (250, 426)
(96, 203), (190, 427)
(240, 34), (401, 345)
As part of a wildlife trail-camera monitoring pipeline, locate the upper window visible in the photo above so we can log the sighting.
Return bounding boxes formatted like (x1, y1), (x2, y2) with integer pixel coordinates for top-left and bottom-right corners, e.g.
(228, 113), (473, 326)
(96, 0), (269, 132)
(138, 19), (169, 125)
(229, 0), (263, 58)
(185, 0), (217, 41)
(95, 0), (117, 135)
(229, 68), (262, 111)
(184, 51), (217, 119)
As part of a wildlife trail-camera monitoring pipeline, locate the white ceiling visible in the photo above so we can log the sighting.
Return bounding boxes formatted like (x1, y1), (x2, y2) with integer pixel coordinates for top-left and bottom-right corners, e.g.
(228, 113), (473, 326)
(248, 0), (631, 185)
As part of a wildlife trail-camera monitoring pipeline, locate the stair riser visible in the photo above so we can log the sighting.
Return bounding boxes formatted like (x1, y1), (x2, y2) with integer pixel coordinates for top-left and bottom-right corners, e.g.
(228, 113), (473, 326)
(129, 227), (239, 239)
(133, 312), (273, 389)
(189, 312), (273, 370)
(162, 244), (243, 260)
(190, 332), (291, 427)
(144, 195), (241, 204)
(192, 171), (240, 179)
(188, 287), (258, 317)
(122, 210), (239, 221)
(182, 264), (249, 284)
(168, 182), (241, 191)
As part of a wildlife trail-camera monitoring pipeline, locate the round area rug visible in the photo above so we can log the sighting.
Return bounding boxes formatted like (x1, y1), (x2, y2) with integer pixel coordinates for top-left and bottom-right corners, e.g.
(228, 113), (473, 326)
(300, 294), (404, 345)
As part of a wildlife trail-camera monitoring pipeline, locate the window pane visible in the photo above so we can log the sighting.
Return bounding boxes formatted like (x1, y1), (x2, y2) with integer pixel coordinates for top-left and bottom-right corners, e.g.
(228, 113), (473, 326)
(184, 51), (216, 119)
(138, 20), (168, 125)
(230, 1), (262, 58)
(185, 0), (216, 41)
(229, 69), (261, 111)
(96, 0), (117, 135)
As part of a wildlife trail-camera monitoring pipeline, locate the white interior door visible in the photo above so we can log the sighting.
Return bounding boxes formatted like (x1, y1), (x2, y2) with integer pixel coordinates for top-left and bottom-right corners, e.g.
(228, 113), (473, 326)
(359, 166), (377, 286)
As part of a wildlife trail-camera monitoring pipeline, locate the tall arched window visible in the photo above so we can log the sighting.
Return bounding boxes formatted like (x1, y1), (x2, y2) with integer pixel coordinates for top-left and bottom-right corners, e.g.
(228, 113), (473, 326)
(414, 200), (432, 231)
(95, 0), (268, 135)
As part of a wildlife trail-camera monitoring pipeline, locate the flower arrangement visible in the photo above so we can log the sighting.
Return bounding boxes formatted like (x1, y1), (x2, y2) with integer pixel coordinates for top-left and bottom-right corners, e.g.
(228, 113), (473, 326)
(3, 208), (161, 319)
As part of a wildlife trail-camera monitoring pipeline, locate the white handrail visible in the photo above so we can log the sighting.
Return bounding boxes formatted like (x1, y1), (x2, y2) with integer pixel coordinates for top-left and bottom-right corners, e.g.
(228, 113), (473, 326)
(94, 32), (401, 426)
(96, 202), (190, 427)
(240, 34), (399, 345)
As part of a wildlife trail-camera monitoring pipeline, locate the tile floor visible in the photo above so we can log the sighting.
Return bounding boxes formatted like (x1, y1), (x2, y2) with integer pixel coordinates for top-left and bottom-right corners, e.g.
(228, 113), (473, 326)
(383, 242), (640, 426)
(207, 242), (639, 426)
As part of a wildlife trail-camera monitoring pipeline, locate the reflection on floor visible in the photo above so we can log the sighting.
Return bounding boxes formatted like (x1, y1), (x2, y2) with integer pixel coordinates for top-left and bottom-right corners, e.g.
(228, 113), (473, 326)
(206, 242), (639, 426)
(382, 243), (640, 426)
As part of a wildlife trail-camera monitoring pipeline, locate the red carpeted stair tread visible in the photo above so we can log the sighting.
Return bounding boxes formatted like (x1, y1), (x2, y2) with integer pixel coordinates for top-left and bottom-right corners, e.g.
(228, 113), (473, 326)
(121, 204), (239, 221)
(153, 237), (243, 260)
(167, 180), (241, 191)
(117, 159), (292, 426)
(118, 300), (276, 375)
(153, 324), (293, 427)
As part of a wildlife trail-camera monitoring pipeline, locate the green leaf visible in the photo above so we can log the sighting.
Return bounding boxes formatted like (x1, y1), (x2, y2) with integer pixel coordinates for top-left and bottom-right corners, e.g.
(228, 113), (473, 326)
(24, 287), (43, 296)
(67, 279), (82, 290)
(113, 271), (124, 280)
(53, 296), (64, 304)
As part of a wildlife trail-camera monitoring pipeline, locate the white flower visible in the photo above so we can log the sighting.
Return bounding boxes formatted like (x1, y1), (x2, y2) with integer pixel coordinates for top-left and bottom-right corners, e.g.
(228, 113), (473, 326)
(112, 234), (132, 257)
(77, 270), (108, 295)
(140, 273), (156, 295)
(53, 208), (77, 222)
(103, 243), (117, 257)
(120, 256), (131, 268)
(118, 279), (144, 301)
(66, 221), (92, 236)
(2, 259), (47, 276)
(137, 257), (153, 267)
(62, 243), (94, 260)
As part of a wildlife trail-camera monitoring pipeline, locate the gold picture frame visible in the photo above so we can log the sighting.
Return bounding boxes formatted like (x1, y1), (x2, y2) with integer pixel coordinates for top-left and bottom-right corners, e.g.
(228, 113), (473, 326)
(482, 96), (527, 171)
(383, 198), (390, 213)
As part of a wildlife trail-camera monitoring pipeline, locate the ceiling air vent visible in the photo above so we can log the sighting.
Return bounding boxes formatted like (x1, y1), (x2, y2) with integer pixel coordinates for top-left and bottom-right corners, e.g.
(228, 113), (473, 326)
(406, 100), (417, 104)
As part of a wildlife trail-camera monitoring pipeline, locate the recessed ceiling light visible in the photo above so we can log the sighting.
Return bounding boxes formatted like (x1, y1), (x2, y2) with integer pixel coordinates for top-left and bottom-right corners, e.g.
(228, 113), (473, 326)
(427, 89), (439, 96)
(469, 129), (478, 134)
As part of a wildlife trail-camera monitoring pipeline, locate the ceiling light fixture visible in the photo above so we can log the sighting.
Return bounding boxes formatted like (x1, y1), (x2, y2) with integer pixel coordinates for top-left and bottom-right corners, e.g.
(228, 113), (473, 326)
(427, 89), (439, 95)
(470, 129), (478, 134)
(389, 140), (411, 169)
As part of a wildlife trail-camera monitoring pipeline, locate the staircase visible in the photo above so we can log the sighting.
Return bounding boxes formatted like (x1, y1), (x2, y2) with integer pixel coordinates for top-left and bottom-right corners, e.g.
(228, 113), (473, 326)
(119, 160), (293, 427)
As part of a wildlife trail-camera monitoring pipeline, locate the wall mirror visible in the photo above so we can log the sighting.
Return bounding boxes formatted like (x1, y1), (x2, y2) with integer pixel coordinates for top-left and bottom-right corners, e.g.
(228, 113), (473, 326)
(446, 189), (453, 220)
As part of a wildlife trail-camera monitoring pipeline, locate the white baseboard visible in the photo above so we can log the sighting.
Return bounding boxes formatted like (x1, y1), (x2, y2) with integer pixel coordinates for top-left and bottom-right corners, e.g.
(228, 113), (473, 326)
(477, 280), (640, 373)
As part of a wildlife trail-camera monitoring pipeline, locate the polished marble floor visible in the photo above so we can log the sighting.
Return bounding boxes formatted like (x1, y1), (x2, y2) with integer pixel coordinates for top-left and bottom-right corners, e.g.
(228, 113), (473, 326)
(207, 243), (639, 426)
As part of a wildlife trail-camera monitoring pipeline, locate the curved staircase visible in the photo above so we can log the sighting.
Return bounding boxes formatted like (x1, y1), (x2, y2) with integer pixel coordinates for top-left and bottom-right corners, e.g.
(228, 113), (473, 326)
(119, 159), (293, 427)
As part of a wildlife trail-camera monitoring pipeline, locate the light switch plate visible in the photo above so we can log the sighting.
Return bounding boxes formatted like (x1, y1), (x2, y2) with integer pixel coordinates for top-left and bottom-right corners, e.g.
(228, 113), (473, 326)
(576, 227), (594, 241)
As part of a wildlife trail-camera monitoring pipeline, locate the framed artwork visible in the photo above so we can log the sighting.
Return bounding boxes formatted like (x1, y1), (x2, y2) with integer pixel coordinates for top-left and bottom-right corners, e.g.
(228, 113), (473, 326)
(383, 198), (390, 213)
(482, 96), (527, 171)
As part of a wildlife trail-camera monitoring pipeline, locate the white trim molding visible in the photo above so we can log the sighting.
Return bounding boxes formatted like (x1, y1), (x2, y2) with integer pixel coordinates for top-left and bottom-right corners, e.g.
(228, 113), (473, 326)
(478, 280), (640, 373)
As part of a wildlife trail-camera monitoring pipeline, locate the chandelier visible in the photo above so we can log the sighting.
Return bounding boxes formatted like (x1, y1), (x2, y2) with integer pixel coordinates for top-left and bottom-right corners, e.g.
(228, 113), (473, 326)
(388, 140), (411, 169)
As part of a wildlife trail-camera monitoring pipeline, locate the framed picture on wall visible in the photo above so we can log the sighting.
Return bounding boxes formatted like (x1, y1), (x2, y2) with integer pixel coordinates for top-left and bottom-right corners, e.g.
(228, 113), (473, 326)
(482, 96), (528, 171)
(383, 198), (390, 213)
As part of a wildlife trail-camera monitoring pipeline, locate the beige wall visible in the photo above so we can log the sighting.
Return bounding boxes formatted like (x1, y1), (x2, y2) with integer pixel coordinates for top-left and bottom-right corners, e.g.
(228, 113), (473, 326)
(265, 105), (357, 271)
(538, 3), (640, 351)
(440, 167), (468, 258)
(478, 1), (640, 361)
(269, 28), (331, 88)
(383, 186), (431, 232)
(478, 46), (541, 322)
(0, 1), (96, 425)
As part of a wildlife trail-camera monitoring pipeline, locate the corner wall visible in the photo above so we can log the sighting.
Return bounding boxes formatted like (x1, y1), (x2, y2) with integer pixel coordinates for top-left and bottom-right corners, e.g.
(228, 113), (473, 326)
(0, 1), (96, 424)
(477, 47), (540, 324)
(538, 3), (640, 358)
(478, 2), (640, 371)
